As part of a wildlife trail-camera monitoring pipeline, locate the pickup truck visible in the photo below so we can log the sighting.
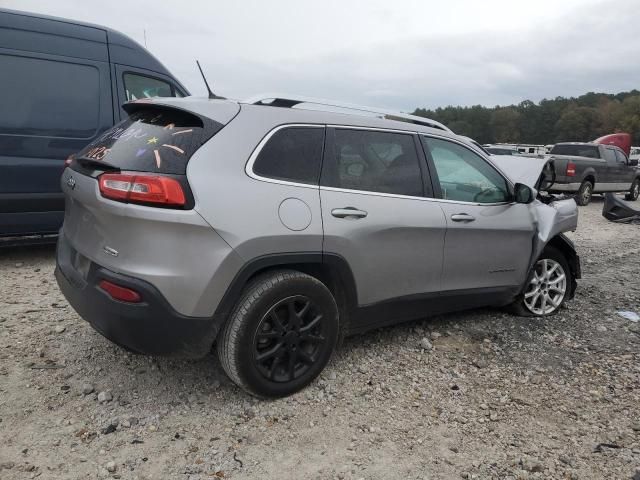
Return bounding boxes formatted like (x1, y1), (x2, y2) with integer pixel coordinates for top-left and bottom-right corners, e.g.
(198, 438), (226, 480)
(547, 142), (640, 205)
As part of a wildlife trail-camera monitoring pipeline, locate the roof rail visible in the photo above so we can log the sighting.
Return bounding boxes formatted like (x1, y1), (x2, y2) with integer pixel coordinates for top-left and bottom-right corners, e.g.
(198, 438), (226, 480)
(242, 94), (452, 132)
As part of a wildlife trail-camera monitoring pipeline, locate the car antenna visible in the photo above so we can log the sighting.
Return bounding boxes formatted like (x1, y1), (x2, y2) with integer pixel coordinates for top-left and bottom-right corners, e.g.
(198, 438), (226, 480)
(196, 60), (225, 100)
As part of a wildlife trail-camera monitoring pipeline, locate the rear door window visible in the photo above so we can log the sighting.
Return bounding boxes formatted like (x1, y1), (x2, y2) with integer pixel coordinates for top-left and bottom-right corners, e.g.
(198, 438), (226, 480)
(75, 106), (222, 174)
(252, 126), (325, 185)
(321, 129), (424, 197)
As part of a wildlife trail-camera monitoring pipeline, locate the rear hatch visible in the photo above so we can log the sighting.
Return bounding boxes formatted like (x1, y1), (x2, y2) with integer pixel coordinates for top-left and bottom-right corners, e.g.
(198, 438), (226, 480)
(72, 99), (237, 185)
(59, 99), (240, 315)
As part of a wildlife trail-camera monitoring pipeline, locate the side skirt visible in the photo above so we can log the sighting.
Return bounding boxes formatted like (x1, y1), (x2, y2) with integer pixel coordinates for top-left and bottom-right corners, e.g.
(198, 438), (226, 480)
(345, 286), (519, 335)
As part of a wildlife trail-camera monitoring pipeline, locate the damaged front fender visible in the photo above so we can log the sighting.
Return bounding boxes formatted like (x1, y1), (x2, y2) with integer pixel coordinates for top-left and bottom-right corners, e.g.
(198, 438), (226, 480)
(529, 197), (578, 261)
(524, 197), (580, 298)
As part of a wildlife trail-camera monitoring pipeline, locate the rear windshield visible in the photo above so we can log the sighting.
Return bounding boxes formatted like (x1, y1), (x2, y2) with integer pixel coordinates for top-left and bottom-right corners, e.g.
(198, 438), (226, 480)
(76, 106), (222, 174)
(550, 144), (600, 158)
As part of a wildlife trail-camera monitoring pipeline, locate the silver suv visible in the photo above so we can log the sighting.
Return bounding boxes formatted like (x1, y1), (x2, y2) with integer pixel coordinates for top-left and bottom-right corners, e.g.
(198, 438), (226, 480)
(56, 95), (581, 397)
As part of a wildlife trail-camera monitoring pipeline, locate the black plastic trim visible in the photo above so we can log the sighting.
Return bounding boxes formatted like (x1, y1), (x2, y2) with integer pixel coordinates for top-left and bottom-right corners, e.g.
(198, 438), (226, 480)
(214, 252), (522, 337)
(347, 286), (519, 334)
(213, 252), (358, 319)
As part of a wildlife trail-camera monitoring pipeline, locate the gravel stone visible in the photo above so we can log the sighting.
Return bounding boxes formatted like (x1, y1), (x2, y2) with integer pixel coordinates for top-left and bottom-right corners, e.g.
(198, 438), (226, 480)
(81, 384), (94, 395)
(97, 391), (113, 403)
(419, 338), (433, 350)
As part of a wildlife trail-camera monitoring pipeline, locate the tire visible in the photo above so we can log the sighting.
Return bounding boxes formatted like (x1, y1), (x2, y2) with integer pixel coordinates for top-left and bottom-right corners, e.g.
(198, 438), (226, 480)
(625, 178), (640, 201)
(575, 180), (593, 206)
(508, 246), (571, 317)
(217, 270), (339, 398)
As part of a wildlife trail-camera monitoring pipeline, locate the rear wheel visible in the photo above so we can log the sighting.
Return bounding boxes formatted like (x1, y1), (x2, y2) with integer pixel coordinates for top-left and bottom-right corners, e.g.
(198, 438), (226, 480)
(217, 270), (339, 398)
(625, 178), (640, 201)
(509, 247), (570, 317)
(575, 180), (593, 206)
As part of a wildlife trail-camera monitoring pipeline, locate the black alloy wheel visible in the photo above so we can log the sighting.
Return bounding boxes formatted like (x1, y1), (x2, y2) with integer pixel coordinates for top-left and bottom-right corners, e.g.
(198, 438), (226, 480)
(253, 295), (327, 383)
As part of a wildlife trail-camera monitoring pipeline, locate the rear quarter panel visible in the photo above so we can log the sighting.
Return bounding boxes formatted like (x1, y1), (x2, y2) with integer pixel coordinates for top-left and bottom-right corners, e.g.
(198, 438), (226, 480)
(186, 108), (324, 261)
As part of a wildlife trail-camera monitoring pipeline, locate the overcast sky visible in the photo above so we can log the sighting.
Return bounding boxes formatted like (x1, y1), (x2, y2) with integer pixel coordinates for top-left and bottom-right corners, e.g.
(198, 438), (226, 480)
(3, 0), (639, 111)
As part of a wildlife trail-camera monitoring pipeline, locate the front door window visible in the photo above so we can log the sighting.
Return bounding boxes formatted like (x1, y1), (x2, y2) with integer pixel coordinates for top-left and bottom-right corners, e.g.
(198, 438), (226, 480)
(422, 137), (510, 203)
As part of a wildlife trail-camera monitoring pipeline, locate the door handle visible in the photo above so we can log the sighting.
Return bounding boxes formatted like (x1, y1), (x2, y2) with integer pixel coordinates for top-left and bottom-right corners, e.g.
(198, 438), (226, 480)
(331, 207), (368, 219)
(451, 213), (475, 222)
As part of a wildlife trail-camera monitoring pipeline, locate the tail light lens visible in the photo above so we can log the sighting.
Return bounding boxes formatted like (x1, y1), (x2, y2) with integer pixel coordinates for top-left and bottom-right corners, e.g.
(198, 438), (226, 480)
(566, 162), (576, 177)
(98, 173), (186, 207)
(99, 280), (142, 303)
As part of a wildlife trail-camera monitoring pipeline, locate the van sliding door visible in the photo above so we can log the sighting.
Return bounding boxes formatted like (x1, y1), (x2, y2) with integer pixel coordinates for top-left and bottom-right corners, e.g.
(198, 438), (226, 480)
(0, 51), (112, 236)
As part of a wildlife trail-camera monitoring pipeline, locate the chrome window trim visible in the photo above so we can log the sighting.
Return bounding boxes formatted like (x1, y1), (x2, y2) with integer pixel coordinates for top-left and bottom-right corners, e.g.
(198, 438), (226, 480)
(245, 123), (325, 190)
(245, 123), (515, 207)
(319, 185), (512, 206)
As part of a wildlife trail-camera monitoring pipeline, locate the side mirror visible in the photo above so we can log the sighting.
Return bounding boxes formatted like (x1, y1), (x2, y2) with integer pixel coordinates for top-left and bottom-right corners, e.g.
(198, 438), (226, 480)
(514, 183), (534, 204)
(630, 159), (639, 167)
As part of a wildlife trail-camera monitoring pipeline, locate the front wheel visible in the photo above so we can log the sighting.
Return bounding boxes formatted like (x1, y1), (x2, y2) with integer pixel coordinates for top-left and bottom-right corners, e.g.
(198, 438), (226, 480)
(575, 180), (593, 206)
(217, 270), (339, 398)
(509, 247), (571, 317)
(625, 178), (640, 201)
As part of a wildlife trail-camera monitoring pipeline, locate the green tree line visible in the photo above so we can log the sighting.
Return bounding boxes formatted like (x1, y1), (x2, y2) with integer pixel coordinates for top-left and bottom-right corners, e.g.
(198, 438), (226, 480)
(413, 90), (640, 145)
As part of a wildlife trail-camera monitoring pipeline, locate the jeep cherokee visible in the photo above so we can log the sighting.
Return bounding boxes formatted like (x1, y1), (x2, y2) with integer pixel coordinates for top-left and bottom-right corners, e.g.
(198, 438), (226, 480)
(56, 95), (581, 398)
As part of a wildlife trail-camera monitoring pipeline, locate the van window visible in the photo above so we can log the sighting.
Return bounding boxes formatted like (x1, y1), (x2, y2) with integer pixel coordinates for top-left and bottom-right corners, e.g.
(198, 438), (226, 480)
(0, 54), (99, 138)
(252, 127), (325, 185)
(322, 129), (424, 197)
(124, 73), (176, 101)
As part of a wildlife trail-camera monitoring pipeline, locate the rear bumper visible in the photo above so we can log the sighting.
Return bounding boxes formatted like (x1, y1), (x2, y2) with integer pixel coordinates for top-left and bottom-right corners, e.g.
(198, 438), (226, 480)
(55, 234), (224, 358)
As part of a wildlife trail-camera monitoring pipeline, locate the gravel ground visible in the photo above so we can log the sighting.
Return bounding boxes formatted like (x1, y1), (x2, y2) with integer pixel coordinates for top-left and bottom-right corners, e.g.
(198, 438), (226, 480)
(1, 197), (639, 480)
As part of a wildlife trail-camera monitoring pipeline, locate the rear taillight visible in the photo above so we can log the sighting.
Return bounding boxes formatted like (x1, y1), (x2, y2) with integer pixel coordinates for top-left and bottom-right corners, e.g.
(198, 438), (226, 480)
(98, 173), (186, 207)
(566, 162), (576, 177)
(99, 280), (142, 303)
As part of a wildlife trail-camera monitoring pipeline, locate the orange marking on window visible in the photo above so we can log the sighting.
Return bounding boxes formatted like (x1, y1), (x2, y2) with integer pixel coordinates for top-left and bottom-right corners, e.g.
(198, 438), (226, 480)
(162, 144), (185, 154)
(154, 149), (162, 168)
(172, 129), (193, 135)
